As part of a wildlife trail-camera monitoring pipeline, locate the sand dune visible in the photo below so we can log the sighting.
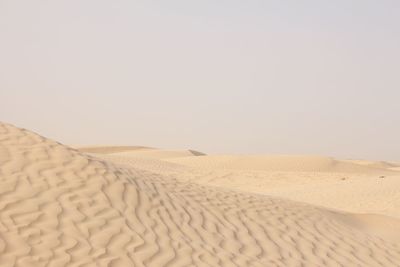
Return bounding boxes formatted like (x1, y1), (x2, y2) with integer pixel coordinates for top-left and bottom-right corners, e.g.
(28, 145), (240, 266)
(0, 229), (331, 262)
(100, 154), (400, 219)
(160, 155), (400, 218)
(107, 149), (205, 159)
(1, 122), (400, 266)
(76, 146), (154, 154)
(166, 155), (395, 173)
(77, 146), (205, 159)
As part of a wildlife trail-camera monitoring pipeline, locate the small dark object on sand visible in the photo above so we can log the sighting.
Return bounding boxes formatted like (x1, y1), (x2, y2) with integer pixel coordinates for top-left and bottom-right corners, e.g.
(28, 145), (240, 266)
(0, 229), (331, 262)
(379, 176), (385, 179)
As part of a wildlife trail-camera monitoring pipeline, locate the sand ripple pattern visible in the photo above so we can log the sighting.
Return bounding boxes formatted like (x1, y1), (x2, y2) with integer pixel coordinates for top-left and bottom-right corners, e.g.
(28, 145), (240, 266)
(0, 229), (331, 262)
(0, 122), (400, 267)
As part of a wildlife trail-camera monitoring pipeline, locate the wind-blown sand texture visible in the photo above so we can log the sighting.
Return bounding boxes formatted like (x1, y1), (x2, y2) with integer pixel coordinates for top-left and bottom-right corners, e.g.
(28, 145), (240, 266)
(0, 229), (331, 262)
(1, 122), (400, 266)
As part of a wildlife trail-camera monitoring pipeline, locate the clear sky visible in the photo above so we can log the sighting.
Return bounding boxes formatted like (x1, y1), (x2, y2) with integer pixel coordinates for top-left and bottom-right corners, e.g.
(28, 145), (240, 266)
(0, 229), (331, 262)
(1, 1), (399, 160)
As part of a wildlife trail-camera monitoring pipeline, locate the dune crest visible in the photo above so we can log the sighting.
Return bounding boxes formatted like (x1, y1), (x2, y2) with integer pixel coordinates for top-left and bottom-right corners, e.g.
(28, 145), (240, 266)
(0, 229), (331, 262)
(1, 122), (400, 266)
(76, 145), (154, 154)
(166, 155), (395, 173)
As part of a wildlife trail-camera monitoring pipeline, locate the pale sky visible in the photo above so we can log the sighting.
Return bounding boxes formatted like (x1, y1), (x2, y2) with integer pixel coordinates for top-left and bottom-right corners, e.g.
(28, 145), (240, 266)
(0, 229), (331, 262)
(1, 1), (399, 160)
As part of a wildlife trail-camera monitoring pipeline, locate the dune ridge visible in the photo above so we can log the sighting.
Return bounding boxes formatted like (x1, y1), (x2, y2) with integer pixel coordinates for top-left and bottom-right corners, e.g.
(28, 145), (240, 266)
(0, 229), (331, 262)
(107, 149), (204, 159)
(166, 155), (396, 173)
(1, 122), (400, 266)
(76, 146), (154, 154)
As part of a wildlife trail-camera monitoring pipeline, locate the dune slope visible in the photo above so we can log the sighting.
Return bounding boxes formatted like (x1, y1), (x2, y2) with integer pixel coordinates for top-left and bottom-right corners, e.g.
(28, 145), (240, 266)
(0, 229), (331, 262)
(1, 122), (400, 266)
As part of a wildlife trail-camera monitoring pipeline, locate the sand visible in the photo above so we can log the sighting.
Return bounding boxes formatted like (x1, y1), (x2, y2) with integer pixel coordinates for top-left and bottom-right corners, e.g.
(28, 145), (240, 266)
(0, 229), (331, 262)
(1, 122), (400, 266)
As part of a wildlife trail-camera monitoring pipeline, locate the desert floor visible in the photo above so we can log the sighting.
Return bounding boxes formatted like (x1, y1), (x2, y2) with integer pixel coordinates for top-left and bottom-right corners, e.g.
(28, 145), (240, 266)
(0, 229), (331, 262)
(1, 122), (400, 266)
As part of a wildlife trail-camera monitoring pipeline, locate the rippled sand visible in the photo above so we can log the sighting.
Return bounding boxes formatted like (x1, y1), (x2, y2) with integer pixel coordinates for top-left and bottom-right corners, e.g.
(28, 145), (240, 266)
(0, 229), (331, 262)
(1, 122), (400, 266)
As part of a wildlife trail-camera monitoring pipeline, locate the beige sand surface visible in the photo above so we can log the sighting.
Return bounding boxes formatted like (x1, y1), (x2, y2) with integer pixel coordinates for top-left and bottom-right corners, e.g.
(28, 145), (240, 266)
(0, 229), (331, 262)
(100, 153), (400, 218)
(104, 149), (204, 159)
(1, 122), (400, 266)
(161, 155), (400, 217)
(76, 146), (154, 154)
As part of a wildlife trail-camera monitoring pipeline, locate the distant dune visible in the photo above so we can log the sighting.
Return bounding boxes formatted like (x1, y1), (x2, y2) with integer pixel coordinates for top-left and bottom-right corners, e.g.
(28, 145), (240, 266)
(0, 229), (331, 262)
(77, 146), (206, 159)
(166, 154), (397, 173)
(1, 122), (400, 266)
(104, 149), (205, 159)
(76, 145), (154, 154)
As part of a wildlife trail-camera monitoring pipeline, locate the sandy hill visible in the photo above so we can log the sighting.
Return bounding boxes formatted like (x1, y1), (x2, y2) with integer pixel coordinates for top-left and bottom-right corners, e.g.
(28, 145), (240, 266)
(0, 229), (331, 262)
(77, 146), (205, 160)
(76, 145), (153, 154)
(165, 155), (395, 173)
(1, 122), (400, 266)
(105, 149), (205, 160)
(161, 155), (400, 218)
(97, 152), (400, 218)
